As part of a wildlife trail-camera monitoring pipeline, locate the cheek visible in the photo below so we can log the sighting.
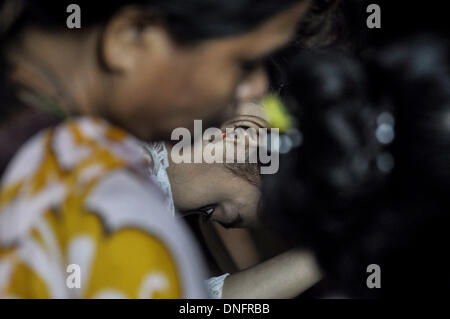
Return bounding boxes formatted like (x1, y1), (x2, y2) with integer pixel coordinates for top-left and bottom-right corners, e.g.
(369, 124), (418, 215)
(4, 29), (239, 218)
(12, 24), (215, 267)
(124, 52), (186, 108)
(112, 60), (165, 114)
(241, 192), (261, 224)
(187, 56), (240, 108)
(203, 66), (237, 97)
(228, 180), (261, 225)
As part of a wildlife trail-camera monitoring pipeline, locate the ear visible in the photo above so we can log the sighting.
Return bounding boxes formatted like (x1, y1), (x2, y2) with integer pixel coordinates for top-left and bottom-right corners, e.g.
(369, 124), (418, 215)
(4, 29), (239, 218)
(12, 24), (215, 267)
(100, 7), (172, 72)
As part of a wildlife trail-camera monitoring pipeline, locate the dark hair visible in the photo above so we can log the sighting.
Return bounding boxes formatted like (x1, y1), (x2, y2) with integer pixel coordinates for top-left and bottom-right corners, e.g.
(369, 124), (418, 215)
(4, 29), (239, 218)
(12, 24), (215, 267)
(0, 0), (308, 43)
(262, 35), (450, 297)
(0, 0), (302, 111)
(294, 0), (366, 50)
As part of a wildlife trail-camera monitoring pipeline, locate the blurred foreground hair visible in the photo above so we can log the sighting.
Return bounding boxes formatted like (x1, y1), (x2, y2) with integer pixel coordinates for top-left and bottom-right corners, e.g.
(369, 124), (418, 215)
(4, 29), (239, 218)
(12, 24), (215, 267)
(262, 35), (450, 298)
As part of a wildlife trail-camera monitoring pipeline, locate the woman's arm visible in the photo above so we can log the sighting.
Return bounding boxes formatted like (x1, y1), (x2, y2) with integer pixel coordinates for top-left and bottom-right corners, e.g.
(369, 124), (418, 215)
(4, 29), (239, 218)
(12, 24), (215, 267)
(221, 249), (321, 299)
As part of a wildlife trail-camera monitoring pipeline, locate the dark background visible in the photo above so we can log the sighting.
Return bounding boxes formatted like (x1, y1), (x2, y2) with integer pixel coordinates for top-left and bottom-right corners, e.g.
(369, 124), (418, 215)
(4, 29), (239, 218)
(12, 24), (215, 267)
(358, 0), (448, 45)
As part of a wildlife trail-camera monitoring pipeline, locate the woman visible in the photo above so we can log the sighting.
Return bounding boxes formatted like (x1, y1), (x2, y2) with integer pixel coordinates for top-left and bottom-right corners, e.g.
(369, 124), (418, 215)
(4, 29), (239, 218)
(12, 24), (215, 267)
(0, 0), (311, 298)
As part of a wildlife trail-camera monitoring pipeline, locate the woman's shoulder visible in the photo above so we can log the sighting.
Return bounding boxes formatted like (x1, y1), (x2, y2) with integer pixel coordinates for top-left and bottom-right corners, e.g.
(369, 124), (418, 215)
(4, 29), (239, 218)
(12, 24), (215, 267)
(0, 116), (168, 244)
(0, 116), (209, 298)
(1, 116), (143, 187)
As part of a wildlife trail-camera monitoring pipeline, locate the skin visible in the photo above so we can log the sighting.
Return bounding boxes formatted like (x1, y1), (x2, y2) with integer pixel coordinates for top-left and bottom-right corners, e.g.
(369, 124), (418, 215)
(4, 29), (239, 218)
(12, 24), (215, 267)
(7, 1), (311, 141)
(167, 102), (268, 229)
(222, 249), (321, 299)
(4, 1), (316, 299)
(167, 103), (322, 298)
(168, 155), (262, 229)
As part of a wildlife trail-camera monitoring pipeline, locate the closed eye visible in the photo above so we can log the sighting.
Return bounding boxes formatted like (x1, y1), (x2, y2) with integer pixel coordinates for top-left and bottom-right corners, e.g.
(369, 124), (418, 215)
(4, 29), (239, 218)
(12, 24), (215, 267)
(178, 205), (216, 222)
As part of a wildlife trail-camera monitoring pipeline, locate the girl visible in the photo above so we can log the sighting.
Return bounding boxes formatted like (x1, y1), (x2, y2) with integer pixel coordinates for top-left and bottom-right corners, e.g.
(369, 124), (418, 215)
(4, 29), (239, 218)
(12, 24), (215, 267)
(160, 101), (321, 298)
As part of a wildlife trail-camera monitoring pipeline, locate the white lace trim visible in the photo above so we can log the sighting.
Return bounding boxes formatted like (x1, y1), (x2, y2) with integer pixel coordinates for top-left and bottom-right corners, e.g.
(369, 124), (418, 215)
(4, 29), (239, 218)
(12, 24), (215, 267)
(206, 273), (230, 299)
(142, 142), (175, 216)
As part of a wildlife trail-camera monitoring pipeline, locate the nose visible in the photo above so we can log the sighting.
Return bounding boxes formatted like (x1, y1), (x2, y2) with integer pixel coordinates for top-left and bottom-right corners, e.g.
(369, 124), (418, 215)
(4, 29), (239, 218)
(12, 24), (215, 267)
(236, 67), (269, 104)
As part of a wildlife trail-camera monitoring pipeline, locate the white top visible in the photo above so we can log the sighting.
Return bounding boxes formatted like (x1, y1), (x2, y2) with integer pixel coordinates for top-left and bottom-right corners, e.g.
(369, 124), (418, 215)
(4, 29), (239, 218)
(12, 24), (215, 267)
(206, 273), (230, 299)
(142, 142), (176, 216)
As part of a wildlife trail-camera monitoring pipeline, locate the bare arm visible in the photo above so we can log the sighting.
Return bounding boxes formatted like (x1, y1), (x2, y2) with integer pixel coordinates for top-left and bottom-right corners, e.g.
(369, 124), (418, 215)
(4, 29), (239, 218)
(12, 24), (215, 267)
(221, 249), (321, 299)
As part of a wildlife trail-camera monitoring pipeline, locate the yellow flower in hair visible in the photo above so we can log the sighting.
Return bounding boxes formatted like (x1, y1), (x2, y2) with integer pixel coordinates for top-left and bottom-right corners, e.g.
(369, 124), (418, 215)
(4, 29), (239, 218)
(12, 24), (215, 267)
(262, 94), (293, 133)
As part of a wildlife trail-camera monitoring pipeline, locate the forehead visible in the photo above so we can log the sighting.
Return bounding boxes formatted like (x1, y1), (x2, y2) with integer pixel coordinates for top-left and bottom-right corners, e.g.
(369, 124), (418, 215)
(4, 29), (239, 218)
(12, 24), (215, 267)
(200, 1), (311, 58)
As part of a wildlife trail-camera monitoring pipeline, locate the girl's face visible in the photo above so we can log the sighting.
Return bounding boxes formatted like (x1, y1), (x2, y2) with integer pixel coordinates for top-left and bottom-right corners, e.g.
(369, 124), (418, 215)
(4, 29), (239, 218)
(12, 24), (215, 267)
(99, 2), (311, 141)
(167, 102), (268, 229)
(168, 159), (261, 229)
